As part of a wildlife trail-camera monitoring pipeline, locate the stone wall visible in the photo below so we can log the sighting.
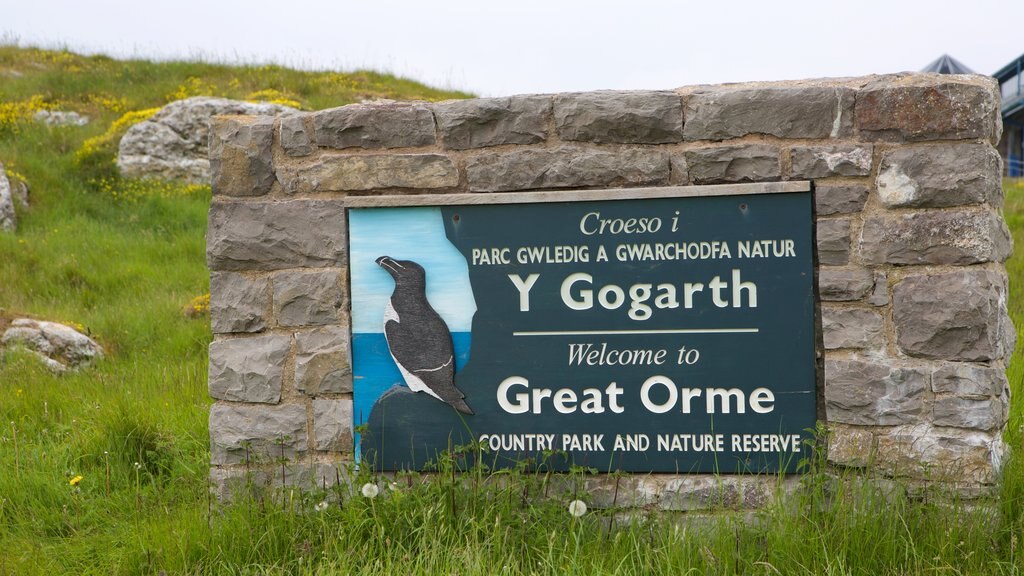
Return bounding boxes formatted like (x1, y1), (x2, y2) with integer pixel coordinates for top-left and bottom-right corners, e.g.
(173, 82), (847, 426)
(206, 73), (1014, 504)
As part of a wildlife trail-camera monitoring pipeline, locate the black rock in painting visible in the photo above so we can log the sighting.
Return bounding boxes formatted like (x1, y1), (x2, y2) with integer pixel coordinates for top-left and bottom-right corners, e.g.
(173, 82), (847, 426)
(363, 385), (476, 471)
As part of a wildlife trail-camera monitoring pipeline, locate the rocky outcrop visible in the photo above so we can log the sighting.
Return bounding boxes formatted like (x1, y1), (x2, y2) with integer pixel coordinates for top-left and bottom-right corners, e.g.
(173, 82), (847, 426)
(1, 318), (104, 372)
(33, 110), (88, 126)
(0, 166), (15, 232)
(117, 97), (296, 183)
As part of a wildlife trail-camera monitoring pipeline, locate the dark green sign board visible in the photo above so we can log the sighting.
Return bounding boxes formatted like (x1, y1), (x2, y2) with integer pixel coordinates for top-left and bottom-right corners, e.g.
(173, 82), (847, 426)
(349, 185), (816, 473)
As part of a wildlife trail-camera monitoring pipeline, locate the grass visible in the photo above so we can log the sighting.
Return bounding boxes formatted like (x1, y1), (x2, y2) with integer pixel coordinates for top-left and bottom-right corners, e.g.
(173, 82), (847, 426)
(0, 44), (1023, 574)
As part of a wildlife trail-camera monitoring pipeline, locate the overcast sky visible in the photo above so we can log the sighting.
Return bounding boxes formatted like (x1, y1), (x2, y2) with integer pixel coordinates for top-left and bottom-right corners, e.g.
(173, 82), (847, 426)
(4, 0), (1023, 97)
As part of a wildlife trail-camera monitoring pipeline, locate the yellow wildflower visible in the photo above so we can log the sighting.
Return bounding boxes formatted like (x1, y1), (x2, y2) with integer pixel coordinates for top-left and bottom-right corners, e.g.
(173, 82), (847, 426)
(246, 89), (302, 109)
(69, 475), (83, 486)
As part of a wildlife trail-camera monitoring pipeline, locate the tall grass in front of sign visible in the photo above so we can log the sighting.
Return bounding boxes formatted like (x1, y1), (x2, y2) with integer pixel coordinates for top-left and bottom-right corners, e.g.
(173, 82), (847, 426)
(2, 43), (1024, 574)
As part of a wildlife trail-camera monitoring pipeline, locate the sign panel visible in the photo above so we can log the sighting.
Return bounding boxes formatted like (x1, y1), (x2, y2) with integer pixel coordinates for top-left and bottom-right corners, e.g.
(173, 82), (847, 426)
(349, 186), (816, 473)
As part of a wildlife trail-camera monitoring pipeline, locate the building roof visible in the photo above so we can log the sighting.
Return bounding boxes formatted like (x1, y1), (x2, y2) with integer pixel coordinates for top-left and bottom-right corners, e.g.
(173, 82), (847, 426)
(921, 54), (975, 74)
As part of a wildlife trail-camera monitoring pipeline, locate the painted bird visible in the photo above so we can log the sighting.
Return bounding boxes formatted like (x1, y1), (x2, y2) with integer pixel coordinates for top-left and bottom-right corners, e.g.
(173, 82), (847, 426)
(376, 255), (473, 415)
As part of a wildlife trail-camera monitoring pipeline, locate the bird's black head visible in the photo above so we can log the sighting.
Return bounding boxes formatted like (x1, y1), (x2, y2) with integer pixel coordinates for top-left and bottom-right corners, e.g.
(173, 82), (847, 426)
(376, 256), (426, 286)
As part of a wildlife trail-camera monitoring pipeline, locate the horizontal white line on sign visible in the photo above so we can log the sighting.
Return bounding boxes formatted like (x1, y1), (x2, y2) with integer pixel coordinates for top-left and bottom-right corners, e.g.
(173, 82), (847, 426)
(512, 328), (760, 336)
(345, 182), (812, 208)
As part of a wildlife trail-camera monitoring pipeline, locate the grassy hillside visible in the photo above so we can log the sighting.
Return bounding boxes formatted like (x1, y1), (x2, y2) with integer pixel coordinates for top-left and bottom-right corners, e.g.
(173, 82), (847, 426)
(0, 45), (1022, 575)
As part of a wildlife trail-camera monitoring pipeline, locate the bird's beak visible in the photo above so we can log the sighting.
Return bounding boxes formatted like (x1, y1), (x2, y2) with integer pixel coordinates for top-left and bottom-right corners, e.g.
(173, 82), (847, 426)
(376, 255), (402, 277)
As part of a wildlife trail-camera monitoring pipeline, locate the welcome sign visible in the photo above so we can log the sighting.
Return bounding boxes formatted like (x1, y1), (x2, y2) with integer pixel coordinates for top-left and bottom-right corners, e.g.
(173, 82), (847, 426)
(349, 183), (816, 473)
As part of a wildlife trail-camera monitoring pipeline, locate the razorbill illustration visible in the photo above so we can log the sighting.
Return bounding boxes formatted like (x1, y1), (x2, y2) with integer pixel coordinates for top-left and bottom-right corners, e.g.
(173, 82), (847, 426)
(376, 255), (473, 415)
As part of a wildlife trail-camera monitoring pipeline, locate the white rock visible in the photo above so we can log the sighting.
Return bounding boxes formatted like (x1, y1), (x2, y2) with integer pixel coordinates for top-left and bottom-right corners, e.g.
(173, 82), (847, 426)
(117, 97), (297, 183)
(33, 110), (89, 126)
(0, 167), (15, 232)
(1, 318), (104, 371)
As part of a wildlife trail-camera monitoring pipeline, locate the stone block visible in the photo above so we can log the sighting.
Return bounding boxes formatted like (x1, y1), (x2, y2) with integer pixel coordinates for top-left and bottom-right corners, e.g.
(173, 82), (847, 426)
(821, 306), (883, 349)
(874, 424), (1001, 485)
(933, 396), (1003, 431)
(295, 326), (352, 394)
(684, 144), (780, 184)
(313, 102), (435, 149)
(278, 154), (457, 193)
(209, 116), (275, 197)
(435, 96), (550, 149)
(658, 476), (741, 511)
(856, 75), (1001, 143)
(828, 425), (874, 467)
(868, 272), (888, 307)
(893, 269), (1012, 362)
(669, 154), (688, 185)
(207, 200), (347, 271)
(860, 210), (1012, 266)
(208, 334), (290, 404)
(684, 86), (854, 140)
(280, 113), (315, 157)
(465, 146), (668, 192)
(818, 267), (873, 301)
(824, 357), (927, 425)
(876, 143), (1002, 208)
(210, 463), (346, 501)
(789, 145), (872, 178)
(210, 271), (269, 333)
(209, 403), (307, 465)
(816, 218), (850, 265)
(273, 269), (343, 327)
(932, 363), (1007, 397)
(554, 91), (682, 144)
(815, 184), (868, 216)
(313, 398), (354, 451)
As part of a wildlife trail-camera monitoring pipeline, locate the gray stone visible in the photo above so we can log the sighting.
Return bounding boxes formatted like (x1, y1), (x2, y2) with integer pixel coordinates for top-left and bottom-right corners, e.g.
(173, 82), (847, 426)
(273, 269), (343, 327)
(789, 145), (872, 178)
(118, 97), (295, 182)
(208, 334), (289, 403)
(816, 218), (850, 265)
(815, 184), (869, 216)
(856, 75), (1001, 143)
(435, 96), (550, 149)
(313, 102), (435, 149)
(33, 110), (88, 126)
(860, 210), (1012, 266)
(209, 116), (275, 197)
(932, 363), (1007, 397)
(207, 200), (347, 271)
(893, 269), (1012, 362)
(824, 357), (928, 425)
(874, 424), (1001, 485)
(684, 86), (854, 141)
(669, 154), (688, 185)
(209, 403), (307, 465)
(295, 326), (352, 395)
(210, 463), (347, 501)
(280, 114), (315, 157)
(657, 476), (740, 511)
(828, 425), (874, 467)
(313, 398), (354, 451)
(868, 272), (888, 307)
(1, 318), (104, 370)
(876, 143), (1002, 208)
(0, 167), (14, 232)
(554, 91), (682, 144)
(818, 267), (873, 301)
(933, 396), (1002, 431)
(684, 144), (780, 184)
(465, 146), (669, 192)
(210, 272), (269, 334)
(822, 306), (883, 349)
(278, 154), (457, 193)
